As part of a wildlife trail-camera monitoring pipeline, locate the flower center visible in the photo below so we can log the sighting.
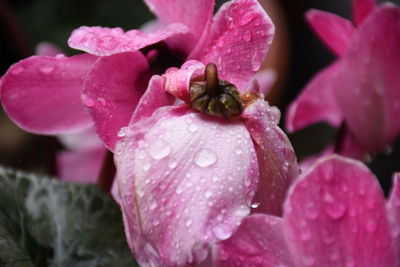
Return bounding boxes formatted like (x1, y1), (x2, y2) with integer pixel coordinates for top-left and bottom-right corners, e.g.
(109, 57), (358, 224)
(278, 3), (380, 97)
(189, 63), (244, 118)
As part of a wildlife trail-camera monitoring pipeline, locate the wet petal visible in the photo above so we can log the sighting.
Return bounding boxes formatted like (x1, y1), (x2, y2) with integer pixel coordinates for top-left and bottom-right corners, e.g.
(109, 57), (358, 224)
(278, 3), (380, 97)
(115, 106), (259, 266)
(242, 99), (299, 216)
(83, 52), (149, 151)
(332, 5), (400, 152)
(164, 60), (205, 102)
(286, 62), (343, 132)
(353, 0), (376, 26)
(196, 0), (275, 90)
(143, 0), (214, 54)
(68, 24), (189, 56)
(387, 173), (400, 255)
(284, 155), (397, 267)
(213, 214), (294, 267)
(306, 9), (355, 57)
(1, 54), (96, 134)
(57, 148), (105, 184)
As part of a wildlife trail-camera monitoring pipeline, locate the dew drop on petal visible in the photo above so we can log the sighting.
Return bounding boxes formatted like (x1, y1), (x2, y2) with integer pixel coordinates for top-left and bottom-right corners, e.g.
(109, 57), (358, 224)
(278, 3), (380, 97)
(325, 202), (346, 220)
(194, 148), (217, 167)
(168, 159), (177, 169)
(148, 139), (171, 160)
(205, 190), (213, 199)
(188, 124), (198, 133)
(55, 53), (66, 59)
(38, 62), (55, 74)
(217, 39), (224, 48)
(242, 30), (252, 42)
(365, 219), (377, 233)
(213, 225), (232, 240)
(117, 127), (128, 137)
(81, 94), (94, 107)
(234, 146), (242, 155)
(11, 66), (24, 75)
(251, 202), (260, 209)
(142, 161), (151, 171)
(185, 219), (193, 228)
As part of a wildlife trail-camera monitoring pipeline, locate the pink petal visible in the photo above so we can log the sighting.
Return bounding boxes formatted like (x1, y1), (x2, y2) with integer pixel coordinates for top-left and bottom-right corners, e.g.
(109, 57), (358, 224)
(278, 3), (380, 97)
(83, 52), (149, 151)
(57, 127), (103, 151)
(242, 99), (299, 216)
(129, 75), (175, 125)
(387, 173), (400, 256)
(213, 214), (294, 267)
(196, 0), (275, 90)
(115, 106), (260, 266)
(1, 54), (96, 134)
(35, 42), (63, 56)
(285, 62), (343, 133)
(57, 147), (106, 184)
(68, 24), (189, 56)
(143, 0), (214, 54)
(353, 0), (376, 26)
(332, 5), (400, 152)
(284, 155), (397, 267)
(252, 69), (277, 96)
(163, 60), (205, 102)
(306, 9), (355, 57)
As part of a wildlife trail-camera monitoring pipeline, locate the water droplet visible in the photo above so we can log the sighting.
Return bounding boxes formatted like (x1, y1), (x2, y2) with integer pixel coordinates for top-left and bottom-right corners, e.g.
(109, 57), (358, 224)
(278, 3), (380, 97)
(38, 63), (55, 74)
(217, 39), (224, 48)
(305, 203), (319, 220)
(55, 53), (66, 59)
(168, 159), (177, 169)
(117, 127), (128, 137)
(213, 225), (232, 240)
(188, 124), (198, 133)
(97, 97), (106, 105)
(325, 203), (346, 220)
(234, 146), (242, 155)
(185, 219), (193, 228)
(251, 202), (260, 209)
(142, 161), (151, 171)
(365, 219), (377, 233)
(242, 30), (252, 42)
(11, 65), (24, 75)
(205, 190), (213, 199)
(148, 139), (171, 160)
(149, 202), (158, 210)
(194, 148), (217, 167)
(81, 94), (94, 107)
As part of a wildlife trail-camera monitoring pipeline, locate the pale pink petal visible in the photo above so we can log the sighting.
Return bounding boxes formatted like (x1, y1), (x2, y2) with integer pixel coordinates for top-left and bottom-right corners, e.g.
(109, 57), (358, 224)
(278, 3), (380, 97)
(284, 155), (397, 267)
(143, 0), (214, 54)
(241, 99), (299, 216)
(253, 69), (277, 96)
(213, 214), (294, 267)
(387, 173), (400, 256)
(196, 0), (275, 90)
(353, 0), (376, 26)
(35, 42), (63, 56)
(163, 60), (205, 102)
(332, 5), (400, 152)
(57, 148), (106, 183)
(57, 127), (103, 151)
(286, 62), (343, 132)
(68, 24), (189, 56)
(1, 54), (96, 134)
(83, 52), (149, 151)
(306, 9), (355, 57)
(115, 106), (259, 266)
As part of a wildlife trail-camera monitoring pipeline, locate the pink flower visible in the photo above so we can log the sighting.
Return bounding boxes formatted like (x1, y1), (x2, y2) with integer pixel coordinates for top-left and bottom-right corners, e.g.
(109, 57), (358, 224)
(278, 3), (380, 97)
(286, 0), (400, 157)
(214, 155), (400, 266)
(0, 0), (276, 154)
(114, 60), (299, 266)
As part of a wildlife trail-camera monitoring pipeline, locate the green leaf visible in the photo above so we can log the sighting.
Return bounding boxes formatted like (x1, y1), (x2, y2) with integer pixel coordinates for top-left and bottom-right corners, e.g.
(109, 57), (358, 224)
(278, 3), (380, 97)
(0, 167), (137, 267)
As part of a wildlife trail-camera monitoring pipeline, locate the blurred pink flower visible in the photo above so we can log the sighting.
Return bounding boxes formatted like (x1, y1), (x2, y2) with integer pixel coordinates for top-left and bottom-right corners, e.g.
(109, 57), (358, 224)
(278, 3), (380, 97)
(114, 59), (298, 265)
(286, 0), (400, 157)
(214, 155), (400, 267)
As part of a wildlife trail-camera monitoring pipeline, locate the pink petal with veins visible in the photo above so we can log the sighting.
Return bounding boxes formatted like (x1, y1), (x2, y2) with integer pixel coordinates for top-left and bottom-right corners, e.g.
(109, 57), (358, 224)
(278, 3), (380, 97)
(242, 99), (299, 216)
(115, 105), (259, 266)
(353, 0), (376, 26)
(284, 155), (397, 267)
(333, 5), (400, 152)
(387, 173), (400, 256)
(1, 54), (96, 134)
(68, 24), (189, 56)
(164, 60), (205, 102)
(286, 62), (343, 133)
(83, 52), (149, 151)
(213, 214), (294, 267)
(306, 9), (355, 57)
(196, 0), (275, 90)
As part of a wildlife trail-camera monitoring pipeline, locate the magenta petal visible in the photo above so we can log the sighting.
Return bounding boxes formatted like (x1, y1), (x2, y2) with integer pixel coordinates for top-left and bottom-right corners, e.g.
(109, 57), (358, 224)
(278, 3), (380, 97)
(1, 54), (96, 134)
(68, 24), (189, 56)
(284, 155), (397, 267)
(387, 173), (400, 256)
(143, 0), (214, 53)
(83, 52), (149, 151)
(285, 62), (343, 132)
(332, 6), (400, 152)
(353, 0), (376, 26)
(213, 214), (294, 267)
(115, 106), (259, 266)
(242, 99), (299, 216)
(196, 0), (275, 90)
(57, 148), (105, 184)
(306, 9), (355, 57)
(164, 60), (205, 102)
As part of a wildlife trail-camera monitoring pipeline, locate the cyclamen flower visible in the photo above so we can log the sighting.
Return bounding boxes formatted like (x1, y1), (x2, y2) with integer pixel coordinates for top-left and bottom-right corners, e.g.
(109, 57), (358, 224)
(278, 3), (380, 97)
(214, 155), (400, 267)
(115, 61), (299, 266)
(286, 0), (400, 157)
(0, 0), (276, 154)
